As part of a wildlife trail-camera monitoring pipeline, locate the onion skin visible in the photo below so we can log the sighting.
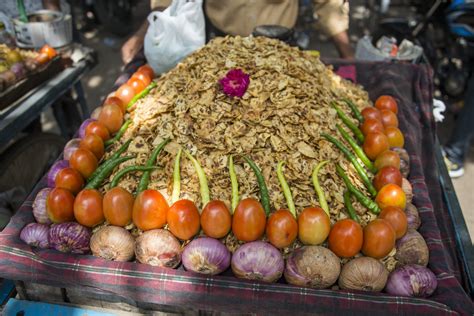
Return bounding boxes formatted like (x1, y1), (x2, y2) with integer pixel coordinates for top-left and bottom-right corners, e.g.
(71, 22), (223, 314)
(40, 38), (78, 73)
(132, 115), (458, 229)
(63, 138), (81, 161)
(47, 160), (69, 187)
(20, 223), (50, 249)
(284, 246), (340, 289)
(135, 229), (181, 268)
(33, 188), (52, 224)
(395, 229), (429, 267)
(91, 226), (135, 262)
(401, 178), (413, 204)
(49, 222), (91, 254)
(405, 203), (421, 230)
(182, 237), (231, 275)
(385, 264), (437, 297)
(338, 257), (388, 292)
(392, 147), (410, 178)
(231, 241), (284, 283)
(78, 119), (97, 138)
(11, 62), (26, 79)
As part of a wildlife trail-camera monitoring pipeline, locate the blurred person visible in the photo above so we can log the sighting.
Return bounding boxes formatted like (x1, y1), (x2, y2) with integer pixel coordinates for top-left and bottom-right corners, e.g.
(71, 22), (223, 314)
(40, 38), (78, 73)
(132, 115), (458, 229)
(121, 0), (354, 64)
(0, 0), (69, 17)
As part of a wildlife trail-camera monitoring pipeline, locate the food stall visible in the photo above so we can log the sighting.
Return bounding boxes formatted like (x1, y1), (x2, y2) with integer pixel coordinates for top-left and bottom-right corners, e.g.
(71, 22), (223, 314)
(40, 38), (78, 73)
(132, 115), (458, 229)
(0, 36), (472, 315)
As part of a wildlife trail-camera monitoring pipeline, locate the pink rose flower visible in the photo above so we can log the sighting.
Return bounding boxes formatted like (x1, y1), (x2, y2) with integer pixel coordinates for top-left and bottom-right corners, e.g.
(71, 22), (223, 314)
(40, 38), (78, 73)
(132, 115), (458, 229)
(219, 69), (250, 98)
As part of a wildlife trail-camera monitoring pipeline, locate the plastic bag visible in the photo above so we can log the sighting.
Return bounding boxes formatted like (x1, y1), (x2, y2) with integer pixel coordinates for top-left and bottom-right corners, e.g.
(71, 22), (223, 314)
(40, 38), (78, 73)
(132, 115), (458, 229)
(144, 0), (205, 75)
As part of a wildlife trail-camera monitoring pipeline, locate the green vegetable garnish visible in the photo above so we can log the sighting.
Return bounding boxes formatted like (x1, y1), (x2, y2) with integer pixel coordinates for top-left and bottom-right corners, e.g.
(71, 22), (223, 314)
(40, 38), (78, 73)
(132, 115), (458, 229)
(229, 155), (239, 214)
(341, 98), (364, 123)
(244, 156), (271, 216)
(86, 155), (135, 189)
(184, 151), (210, 209)
(312, 160), (330, 217)
(276, 161), (296, 218)
(110, 165), (158, 188)
(127, 81), (157, 110)
(332, 102), (364, 143)
(137, 138), (170, 193)
(105, 119), (131, 147)
(336, 124), (376, 173)
(171, 149), (182, 204)
(343, 190), (360, 222)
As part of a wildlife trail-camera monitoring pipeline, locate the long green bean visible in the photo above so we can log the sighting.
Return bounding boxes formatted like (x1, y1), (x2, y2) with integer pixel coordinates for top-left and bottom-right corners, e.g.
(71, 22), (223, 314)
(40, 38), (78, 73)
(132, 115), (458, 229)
(312, 160), (330, 217)
(336, 124), (376, 173)
(276, 161), (296, 218)
(332, 102), (365, 143)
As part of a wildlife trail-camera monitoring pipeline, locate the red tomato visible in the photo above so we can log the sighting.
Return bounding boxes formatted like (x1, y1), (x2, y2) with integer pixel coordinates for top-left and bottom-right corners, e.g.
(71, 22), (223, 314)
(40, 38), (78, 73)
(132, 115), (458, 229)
(266, 209), (298, 248)
(375, 95), (398, 114)
(373, 166), (403, 191)
(98, 103), (124, 134)
(74, 189), (104, 227)
(127, 77), (146, 94)
(379, 206), (408, 239)
(133, 189), (169, 231)
(374, 150), (401, 170)
(137, 64), (155, 79)
(167, 199), (200, 240)
(328, 219), (363, 258)
(362, 219), (396, 258)
(201, 200), (232, 238)
(375, 184), (407, 209)
(103, 96), (125, 113)
(380, 109), (399, 128)
(103, 187), (134, 226)
(54, 167), (84, 195)
(385, 127), (405, 148)
(69, 148), (98, 179)
(115, 84), (136, 106)
(232, 198), (266, 242)
(40, 44), (57, 59)
(361, 118), (385, 136)
(47, 188), (75, 223)
(79, 134), (104, 160)
(85, 121), (110, 141)
(361, 107), (382, 121)
(363, 132), (390, 160)
(35, 53), (49, 64)
(297, 206), (330, 245)
(131, 71), (152, 87)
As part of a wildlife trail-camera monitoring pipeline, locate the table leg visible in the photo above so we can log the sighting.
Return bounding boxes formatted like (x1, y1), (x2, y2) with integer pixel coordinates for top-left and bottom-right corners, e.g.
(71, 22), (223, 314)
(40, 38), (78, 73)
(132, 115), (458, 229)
(73, 81), (90, 120)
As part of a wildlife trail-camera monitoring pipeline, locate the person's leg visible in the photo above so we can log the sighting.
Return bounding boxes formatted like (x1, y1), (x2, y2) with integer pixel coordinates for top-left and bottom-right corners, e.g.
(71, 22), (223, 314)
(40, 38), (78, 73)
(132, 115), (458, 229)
(331, 30), (354, 60)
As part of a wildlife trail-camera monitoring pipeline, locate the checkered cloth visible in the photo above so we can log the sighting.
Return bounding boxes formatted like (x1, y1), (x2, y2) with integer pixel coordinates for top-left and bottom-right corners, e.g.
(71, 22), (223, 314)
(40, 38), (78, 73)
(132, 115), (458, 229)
(0, 61), (472, 315)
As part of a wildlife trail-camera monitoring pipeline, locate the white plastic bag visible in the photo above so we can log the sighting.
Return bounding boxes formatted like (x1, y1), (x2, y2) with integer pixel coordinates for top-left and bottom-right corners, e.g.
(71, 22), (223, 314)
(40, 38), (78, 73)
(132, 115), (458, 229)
(144, 0), (205, 75)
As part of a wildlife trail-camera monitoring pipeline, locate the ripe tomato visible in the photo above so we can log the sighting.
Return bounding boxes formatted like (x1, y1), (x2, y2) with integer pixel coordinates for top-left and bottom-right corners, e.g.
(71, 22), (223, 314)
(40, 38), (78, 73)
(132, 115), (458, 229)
(133, 189), (169, 231)
(375, 95), (398, 114)
(374, 150), (401, 170)
(385, 126), (405, 148)
(201, 200), (231, 238)
(380, 109), (399, 128)
(47, 188), (75, 223)
(298, 206), (330, 245)
(375, 184), (407, 209)
(74, 189), (104, 227)
(361, 118), (384, 136)
(328, 219), (363, 258)
(137, 65), (155, 79)
(167, 199), (200, 240)
(85, 121), (110, 142)
(103, 96), (125, 113)
(361, 107), (382, 121)
(115, 84), (136, 106)
(79, 134), (104, 160)
(266, 209), (298, 248)
(103, 187), (134, 226)
(373, 166), (403, 191)
(54, 167), (84, 195)
(128, 77), (146, 94)
(131, 71), (151, 87)
(40, 44), (57, 59)
(69, 148), (98, 179)
(232, 198), (266, 242)
(379, 206), (408, 239)
(98, 103), (124, 134)
(362, 219), (396, 258)
(363, 132), (390, 160)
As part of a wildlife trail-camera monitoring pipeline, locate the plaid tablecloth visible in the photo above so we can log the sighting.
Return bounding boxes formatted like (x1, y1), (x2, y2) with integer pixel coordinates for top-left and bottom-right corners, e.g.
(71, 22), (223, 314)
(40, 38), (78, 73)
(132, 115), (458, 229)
(0, 61), (472, 315)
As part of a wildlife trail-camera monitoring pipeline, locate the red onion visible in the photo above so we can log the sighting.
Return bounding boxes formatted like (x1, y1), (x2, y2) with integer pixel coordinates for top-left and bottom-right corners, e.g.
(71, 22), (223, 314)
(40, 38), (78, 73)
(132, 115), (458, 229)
(11, 62), (26, 79)
(405, 203), (421, 230)
(63, 138), (81, 160)
(20, 223), (50, 249)
(231, 241), (284, 283)
(33, 188), (52, 224)
(47, 160), (69, 187)
(182, 237), (231, 275)
(78, 119), (96, 138)
(385, 264), (437, 297)
(49, 222), (91, 254)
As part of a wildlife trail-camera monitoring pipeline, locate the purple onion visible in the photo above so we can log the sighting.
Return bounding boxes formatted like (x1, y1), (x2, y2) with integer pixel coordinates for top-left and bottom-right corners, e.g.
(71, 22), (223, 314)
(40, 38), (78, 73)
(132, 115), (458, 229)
(49, 222), (91, 254)
(10, 62), (26, 79)
(32, 188), (52, 224)
(20, 223), (50, 249)
(385, 264), (437, 297)
(78, 118), (96, 138)
(405, 203), (421, 230)
(231, 241), (284, 283)
(63, 138), (81, 161)
(47, 160), (69, 187)
(182, 237), (231, 275)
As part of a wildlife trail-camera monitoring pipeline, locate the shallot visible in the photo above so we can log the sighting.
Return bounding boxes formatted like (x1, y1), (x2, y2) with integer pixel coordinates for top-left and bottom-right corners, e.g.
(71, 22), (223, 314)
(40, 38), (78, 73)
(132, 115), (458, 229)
(385, 264), (437, 297)
(20, 223), (50, 249)
(49, 222), (91, 254)
(33, 188), (52, 224)
(182, 237), (231, 275)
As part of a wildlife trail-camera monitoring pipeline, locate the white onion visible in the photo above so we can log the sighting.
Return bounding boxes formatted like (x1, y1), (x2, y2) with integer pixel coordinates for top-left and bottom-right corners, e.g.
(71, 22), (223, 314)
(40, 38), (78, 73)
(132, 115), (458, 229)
(135, 229), (181, 268)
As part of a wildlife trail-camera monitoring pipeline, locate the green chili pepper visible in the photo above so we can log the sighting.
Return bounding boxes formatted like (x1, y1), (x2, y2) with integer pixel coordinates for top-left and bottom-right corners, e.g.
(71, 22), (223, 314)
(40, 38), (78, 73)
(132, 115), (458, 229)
(137, 138), (170, 193)
(343, 190), (360, 222)
(244, 156), (271, 216)
(108, 139), (133, 161)
(336, 164), (380, 214)
(322, 133), (377, 197)
(228, 155), (239, 214)
(171, 149), (182, 204)
(341, 98), (364, 123)
(276, 161), (296, 218)
(184, 151), (210, 209)
(332, 102), (365, 143)
(127, 81), (157, 110)
(105, 119), (131, 147)
(87, 139), (132, 182)
(336, 124), (377, 173)
(312, 160), (330, 217)
(110, 165), (158, 188)
(85, 155), (135, 189)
